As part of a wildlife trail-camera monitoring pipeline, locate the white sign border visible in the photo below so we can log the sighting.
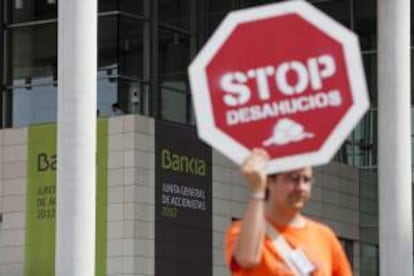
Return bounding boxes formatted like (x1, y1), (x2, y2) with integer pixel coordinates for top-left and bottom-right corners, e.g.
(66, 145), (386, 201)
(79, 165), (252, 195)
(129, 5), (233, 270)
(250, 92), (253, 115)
(188, 0), (369, 173)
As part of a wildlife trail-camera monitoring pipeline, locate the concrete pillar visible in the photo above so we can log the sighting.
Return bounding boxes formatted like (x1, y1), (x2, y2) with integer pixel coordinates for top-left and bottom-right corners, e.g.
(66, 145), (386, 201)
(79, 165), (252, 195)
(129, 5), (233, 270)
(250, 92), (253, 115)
(378, 0), (412, 275)
(56, 0), (97, 275)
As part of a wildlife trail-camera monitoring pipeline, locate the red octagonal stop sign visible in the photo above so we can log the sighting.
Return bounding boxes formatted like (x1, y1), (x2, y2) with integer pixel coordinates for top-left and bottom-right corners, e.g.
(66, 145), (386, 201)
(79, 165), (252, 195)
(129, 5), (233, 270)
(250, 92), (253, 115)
(189, 1), (369, 173)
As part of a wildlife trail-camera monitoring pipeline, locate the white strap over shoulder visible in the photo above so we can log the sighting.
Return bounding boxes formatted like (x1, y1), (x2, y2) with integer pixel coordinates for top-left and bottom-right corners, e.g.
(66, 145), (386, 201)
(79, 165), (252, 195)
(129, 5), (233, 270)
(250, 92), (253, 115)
(265, 221), (315, 276)
(265, 221), (302, 276)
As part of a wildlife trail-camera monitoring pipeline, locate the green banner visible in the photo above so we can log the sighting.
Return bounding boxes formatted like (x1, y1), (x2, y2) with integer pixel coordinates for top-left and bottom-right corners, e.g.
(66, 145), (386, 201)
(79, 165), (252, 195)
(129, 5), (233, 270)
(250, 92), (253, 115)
(25, 119), (108, 276)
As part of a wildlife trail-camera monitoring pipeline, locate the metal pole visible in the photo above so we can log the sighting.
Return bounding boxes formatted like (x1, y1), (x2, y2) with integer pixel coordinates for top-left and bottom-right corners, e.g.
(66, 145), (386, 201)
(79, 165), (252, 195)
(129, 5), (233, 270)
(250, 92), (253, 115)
(378, 0), (412, 275)
(56, 0), (97, 275)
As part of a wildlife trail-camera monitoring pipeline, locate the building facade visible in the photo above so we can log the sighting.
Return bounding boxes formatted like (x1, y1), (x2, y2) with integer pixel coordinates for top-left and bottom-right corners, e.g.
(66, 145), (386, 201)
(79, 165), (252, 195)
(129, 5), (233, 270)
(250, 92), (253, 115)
(0, 0), (411, 275)
(0, 116), (363, 276)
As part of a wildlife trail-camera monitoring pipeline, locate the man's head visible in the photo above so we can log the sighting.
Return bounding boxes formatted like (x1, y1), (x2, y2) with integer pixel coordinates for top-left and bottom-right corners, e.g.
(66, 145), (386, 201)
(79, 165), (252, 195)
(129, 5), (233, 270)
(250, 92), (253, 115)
(266, 167), (313, 214)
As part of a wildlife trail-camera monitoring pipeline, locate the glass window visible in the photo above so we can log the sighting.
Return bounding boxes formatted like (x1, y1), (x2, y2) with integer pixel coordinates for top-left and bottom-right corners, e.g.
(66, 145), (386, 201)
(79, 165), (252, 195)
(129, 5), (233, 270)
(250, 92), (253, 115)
(159, 27), (190, 123)
(207, 0), (234, 36)
(97, 15), (120, 117)
(359, 169), (378, 251)
(160, 86), (188, 123)
(159, 0), (191, 30)
(10, 0), (57, 23)
(10, 84), (57, 127)
(311, 0), (351, 28)
(120, 0), (144, 15)
(7, 15), (120, 126)
(240, 0), (284, 8)
(99, 0), (118, 12)
(360, 243), (379, 276)
(9, 71), (118, 126)
(362, 52), (377, 107)
(97, 15), (119, 118)
(159, 28), (190, 82)
(118, 16), (144, 80)
(412, 4), (414, 46)
(98, 16), (118, 70)
(215, 0), (351, 32)
(209, 0), (234, 11)
(342, 110), (377, 168)
(335, 109), (377, 168)
(10, 23), (57, 86)
(97, 68), (118, 117)
(355, 0), (377, 50)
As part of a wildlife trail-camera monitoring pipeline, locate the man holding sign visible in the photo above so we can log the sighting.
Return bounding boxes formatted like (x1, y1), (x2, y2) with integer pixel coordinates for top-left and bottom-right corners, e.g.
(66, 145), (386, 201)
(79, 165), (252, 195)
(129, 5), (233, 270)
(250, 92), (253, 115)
(224, 148), (352, 275)
(189, 1), (368, 274)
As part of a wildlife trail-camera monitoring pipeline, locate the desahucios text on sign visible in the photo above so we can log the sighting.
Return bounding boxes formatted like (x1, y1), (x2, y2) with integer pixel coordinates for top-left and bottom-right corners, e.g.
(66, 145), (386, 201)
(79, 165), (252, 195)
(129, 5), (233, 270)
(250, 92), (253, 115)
(221, 54), (342, 126)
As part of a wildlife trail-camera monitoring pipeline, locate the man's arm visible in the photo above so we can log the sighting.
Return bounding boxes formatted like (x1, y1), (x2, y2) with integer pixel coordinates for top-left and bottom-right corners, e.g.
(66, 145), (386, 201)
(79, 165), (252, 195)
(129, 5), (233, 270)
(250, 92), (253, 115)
(233, 149), (269, 268)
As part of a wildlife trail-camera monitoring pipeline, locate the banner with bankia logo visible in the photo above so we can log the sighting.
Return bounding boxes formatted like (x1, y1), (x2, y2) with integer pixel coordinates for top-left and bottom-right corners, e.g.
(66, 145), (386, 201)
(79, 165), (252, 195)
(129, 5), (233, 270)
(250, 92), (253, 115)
(25, 120), (108, 276)
(155, 120), (212, 276)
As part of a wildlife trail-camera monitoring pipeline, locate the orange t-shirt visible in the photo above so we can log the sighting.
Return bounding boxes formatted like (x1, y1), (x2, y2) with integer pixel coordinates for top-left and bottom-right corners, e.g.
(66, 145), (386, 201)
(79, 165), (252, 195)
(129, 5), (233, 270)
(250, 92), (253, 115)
(225, 218), (352, 276)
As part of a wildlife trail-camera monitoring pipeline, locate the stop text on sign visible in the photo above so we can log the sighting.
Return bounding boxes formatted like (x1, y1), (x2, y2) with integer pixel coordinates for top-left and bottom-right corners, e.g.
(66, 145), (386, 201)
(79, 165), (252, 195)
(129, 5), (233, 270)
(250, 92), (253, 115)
(219, 54), (343, 126)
